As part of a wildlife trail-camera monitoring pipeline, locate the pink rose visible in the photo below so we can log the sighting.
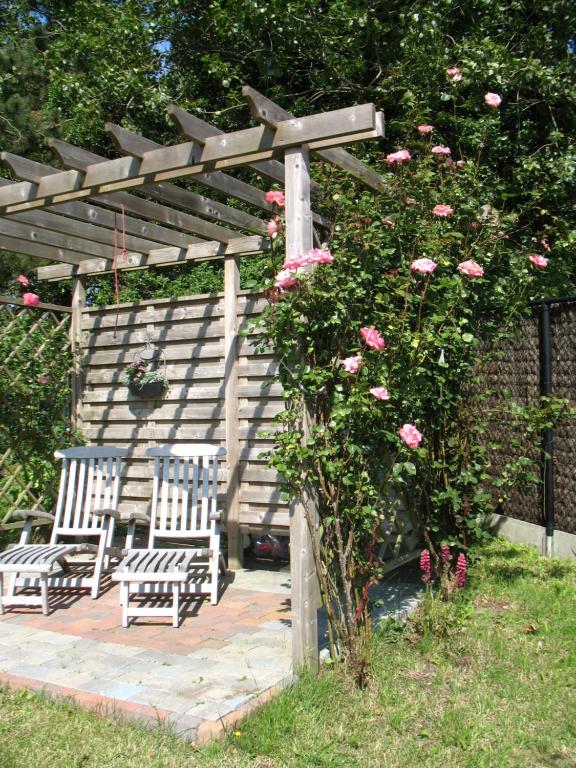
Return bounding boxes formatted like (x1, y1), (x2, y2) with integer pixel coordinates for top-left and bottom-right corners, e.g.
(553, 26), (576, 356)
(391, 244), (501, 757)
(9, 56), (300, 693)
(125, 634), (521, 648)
(282, 248), (333, 271)
(446, 67), (462, 82)
(22, 292), (40, 307)
(267, 216), (282, 239)
(456, 160), (465, 168)
(341, 355), (364, 374)
(360, 326), (386, 351)
(399, 423), (423, 448)
(484, 92), (502, 109)
(432, 204), (454, 217)
(370, 387), (390, 400)
(529, 254), (548, 270)
(265, 190), (286, 207)
(386, 149), (411, 164)
(431, 145), (451, 155)
(17, 274), (30, 287)
(410, 258), (437, 275)
(417, 124), (433, 134)
(274, 270), (300, 290)
(457, 259), (484, 278)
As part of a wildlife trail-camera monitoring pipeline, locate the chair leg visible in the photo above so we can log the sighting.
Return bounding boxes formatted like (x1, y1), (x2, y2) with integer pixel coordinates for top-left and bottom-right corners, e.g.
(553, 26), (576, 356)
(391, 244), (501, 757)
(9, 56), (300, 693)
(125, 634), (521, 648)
(91, 540), (106, 599)
(121, 582), (129, 628)
(210, 549), (220, 606)
(0, 573), (4, 615)
(173, 583), (180, 628)
(40, 574), (49, 616)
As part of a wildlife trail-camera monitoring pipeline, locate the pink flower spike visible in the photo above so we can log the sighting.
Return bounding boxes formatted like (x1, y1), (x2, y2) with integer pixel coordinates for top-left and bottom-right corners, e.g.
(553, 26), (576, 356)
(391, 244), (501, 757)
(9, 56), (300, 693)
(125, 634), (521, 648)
(446, 67), (462, 82)
(484, 92), (502, 109)
(274, 270), (300, 290)
(265, 190), (286, 207)
(410, 258), (437, 275)
(432, 204), (454, 217)
(370, 386), (390, 401)
(386, 149), (411, 165)
(22, 292), (40, 307)
(457, 259), (484, 278)
(419, 550), (432, 584)
(529, 254), (548, 270)
(17, 274), (30, 287)
(431, 145), (451, 155)
(417, 124), (433, 134)
(360, 326), (386, 351)
(341, 355), (364, 374)
(399, 423), (423, 448)
(456, 553), (467, 588)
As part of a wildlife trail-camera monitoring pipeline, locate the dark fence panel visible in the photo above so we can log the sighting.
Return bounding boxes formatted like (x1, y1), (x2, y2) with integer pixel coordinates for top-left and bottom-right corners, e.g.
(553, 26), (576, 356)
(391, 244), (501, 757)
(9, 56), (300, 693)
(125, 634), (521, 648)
(485, 300), (576, 535)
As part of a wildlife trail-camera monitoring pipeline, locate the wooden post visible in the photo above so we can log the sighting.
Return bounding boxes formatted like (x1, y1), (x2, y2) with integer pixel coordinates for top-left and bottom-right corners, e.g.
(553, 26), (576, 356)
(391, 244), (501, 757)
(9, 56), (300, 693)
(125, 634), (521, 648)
(224, 254), (242, 569)
(70, 275), (86, 431)
(285, 145), (320, 671)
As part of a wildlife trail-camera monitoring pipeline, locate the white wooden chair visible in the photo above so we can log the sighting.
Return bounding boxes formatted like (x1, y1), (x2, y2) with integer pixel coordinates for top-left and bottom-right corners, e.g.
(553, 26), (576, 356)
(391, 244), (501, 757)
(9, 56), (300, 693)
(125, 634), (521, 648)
(112, 444), (226, 628)
(0, 446), (128, 615)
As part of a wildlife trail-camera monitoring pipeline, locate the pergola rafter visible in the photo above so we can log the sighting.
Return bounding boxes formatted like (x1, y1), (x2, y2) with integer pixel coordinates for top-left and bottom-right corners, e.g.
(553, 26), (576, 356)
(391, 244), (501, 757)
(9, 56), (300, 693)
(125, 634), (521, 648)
(0, 88), (388, 670)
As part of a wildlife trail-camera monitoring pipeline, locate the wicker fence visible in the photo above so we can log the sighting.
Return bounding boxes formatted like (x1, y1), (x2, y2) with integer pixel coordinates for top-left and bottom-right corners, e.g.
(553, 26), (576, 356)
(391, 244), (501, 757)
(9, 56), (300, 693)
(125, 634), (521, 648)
(485, 300), (576, 535)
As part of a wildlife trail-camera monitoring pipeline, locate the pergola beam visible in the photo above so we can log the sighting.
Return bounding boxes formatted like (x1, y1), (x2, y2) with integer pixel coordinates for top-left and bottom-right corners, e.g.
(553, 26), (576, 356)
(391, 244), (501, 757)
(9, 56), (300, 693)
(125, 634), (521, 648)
(49, 142), (240, 243)
(0, 104), (384, 214)
(167, 105), (295, 190)
(0, 214), (142, 263)
(242, 86), (390, 193)
(1, 154), (197, 250)
(3, 150), (227, 244)
(159, 114), (330, 227)
(0, 232), (88, 265)
(36, 234), (269, 281)
(105, 125), (268, 234)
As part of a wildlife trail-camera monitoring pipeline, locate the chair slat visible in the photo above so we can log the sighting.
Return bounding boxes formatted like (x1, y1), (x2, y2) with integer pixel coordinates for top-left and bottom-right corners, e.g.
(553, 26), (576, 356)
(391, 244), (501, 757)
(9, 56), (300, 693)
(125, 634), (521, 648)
(85, 458), (97, 529)
(72, 459), (86, 530)
(181, 458), (190, 531)
(200, 455), (209, 530)
(191, 457), (199, 532)
(171, 457), (180, 531)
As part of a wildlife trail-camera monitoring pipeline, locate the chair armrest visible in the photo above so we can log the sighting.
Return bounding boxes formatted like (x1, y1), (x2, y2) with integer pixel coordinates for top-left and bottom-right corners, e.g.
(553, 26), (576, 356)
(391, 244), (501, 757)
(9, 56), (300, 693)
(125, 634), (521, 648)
(209, 510), (224, 522)
(92, 508), (123, 521)
(12, 509), (55, 523)
(121, 511), (151, 525)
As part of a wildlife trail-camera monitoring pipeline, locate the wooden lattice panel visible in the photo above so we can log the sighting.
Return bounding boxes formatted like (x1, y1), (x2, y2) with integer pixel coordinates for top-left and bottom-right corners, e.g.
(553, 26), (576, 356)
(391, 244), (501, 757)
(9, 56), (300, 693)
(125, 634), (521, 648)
(0, 298), (72, 526)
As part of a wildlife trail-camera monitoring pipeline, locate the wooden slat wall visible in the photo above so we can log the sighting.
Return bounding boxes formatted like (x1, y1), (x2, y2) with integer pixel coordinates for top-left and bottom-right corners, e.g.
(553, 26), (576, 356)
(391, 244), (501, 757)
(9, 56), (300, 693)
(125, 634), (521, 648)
(80, 290), (289, 533)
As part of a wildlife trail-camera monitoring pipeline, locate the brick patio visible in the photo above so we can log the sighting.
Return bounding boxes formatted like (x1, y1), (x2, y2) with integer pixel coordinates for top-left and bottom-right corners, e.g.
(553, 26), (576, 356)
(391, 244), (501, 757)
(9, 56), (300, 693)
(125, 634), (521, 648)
(0, 561), (293, 743)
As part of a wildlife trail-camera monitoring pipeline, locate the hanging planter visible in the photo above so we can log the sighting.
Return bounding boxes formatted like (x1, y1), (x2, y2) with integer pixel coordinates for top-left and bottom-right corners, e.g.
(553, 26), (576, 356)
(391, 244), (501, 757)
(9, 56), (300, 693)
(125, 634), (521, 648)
(123, 345), (169, 399)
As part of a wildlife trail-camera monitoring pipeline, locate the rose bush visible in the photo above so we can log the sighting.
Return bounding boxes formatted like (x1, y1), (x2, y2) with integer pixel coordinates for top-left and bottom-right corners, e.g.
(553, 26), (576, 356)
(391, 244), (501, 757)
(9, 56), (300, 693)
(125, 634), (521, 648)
(254, 76), (573, 679)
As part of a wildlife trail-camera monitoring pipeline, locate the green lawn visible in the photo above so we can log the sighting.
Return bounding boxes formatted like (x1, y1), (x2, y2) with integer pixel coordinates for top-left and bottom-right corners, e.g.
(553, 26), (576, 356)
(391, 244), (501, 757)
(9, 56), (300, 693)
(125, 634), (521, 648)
(1, 538), (575, 768)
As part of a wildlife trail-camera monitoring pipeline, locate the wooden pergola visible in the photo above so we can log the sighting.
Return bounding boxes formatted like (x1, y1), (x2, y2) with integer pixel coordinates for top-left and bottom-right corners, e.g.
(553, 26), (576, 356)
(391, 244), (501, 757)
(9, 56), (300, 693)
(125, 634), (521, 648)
(0, 86), (386, 667)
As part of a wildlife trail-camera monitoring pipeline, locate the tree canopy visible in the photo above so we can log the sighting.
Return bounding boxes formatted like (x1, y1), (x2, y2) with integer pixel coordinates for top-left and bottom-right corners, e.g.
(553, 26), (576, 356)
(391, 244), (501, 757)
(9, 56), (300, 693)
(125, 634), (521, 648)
(0, 0), (574, 298)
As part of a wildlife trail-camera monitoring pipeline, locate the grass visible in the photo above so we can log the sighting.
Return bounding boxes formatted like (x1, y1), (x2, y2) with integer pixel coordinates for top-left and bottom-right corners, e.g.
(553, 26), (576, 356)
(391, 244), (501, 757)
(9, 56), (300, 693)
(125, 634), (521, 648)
(0, 538), (575, 768)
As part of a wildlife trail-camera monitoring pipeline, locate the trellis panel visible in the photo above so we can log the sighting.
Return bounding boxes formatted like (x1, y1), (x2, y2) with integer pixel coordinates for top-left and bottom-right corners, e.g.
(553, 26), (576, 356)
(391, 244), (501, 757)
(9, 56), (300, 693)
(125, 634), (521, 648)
(0, 299), (72, 527)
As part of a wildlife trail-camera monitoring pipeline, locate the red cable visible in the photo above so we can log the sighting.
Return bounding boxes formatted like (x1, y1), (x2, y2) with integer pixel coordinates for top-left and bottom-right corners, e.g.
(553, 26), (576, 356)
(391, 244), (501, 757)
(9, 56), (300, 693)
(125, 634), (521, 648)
(113, 212), (120, 338)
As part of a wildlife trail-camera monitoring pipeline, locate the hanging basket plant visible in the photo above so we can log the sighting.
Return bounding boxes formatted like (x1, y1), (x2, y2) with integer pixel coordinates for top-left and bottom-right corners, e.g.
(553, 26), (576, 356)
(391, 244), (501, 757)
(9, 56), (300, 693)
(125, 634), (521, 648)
(123, 345), (169, 399)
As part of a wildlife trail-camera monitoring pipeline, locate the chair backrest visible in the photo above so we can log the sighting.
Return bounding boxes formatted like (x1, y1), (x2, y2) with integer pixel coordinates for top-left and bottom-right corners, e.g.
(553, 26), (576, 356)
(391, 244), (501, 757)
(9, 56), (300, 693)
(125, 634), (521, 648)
(51, 447), (128, 543)
(145, 444), (226, 547)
